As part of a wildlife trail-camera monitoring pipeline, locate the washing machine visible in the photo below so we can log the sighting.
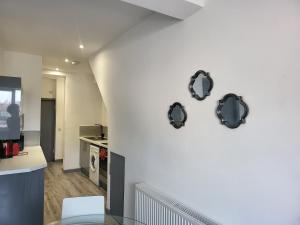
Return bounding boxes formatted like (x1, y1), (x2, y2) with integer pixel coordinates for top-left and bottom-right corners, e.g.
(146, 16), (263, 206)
(89, 145), (99, 186)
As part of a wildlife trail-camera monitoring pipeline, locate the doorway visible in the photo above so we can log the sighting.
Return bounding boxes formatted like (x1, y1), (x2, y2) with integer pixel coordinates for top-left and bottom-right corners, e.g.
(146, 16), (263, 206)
(40, 99), (56, 162)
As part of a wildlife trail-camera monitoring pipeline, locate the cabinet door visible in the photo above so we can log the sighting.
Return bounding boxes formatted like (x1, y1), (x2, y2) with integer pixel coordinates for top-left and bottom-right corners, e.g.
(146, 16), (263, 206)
(80, 141), (90, 176)
(84, 143), (90, 170)
(80, 140), (86, 168)
(0, 169), (44, 225)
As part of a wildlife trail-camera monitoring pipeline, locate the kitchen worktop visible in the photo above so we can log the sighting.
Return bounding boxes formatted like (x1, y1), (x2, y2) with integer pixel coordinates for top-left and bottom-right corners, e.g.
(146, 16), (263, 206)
(0, 145), (47, 176)
(79, 136), (108, 148)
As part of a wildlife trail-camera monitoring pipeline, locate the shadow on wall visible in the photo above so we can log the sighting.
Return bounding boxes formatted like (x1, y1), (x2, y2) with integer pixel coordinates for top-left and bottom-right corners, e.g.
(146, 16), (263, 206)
(94, 13), (179, 55)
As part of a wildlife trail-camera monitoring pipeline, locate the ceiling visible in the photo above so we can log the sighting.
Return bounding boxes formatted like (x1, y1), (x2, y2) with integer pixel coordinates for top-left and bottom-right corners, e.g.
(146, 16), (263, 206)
(122, 0), (204, 19)
(0, 0), (152, 72)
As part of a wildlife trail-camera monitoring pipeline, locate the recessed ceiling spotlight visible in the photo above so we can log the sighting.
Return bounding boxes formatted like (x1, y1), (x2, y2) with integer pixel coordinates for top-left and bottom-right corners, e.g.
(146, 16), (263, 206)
(79, 44), (84, 49)
(55, 68), (59, 71)
(64, 58), (69, 63)
(71, 61), (80, 65)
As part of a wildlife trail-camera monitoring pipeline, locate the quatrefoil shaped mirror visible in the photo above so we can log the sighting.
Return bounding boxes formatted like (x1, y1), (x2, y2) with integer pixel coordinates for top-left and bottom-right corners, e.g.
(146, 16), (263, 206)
(216, 93), (249, 129)
(189, 70), (213, 101)
(168, 102), (187, 129)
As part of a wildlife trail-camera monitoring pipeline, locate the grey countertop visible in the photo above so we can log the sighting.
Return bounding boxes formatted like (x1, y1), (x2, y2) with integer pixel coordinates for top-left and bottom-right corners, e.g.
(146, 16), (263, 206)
(79, 136), (108, 148)
(0, 145), (47, 176)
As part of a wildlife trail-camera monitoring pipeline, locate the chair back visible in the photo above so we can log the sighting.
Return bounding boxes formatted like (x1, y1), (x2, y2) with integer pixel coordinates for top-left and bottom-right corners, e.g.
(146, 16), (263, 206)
(62, 196), (105, 219)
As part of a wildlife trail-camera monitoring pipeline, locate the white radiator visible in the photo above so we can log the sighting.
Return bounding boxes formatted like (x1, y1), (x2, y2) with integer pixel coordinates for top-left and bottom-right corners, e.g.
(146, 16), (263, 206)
(135, 183), (220, 225)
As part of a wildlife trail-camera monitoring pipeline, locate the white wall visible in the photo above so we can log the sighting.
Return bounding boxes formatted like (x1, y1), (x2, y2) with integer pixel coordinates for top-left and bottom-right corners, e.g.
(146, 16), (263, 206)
(55, 77), (65, 160)
(42, 77), (56, 99)
(2, 51), (42, 131)
(63, 69), (104, 170)
(90, 0), (300, 224)
(99, 94), (108, 127)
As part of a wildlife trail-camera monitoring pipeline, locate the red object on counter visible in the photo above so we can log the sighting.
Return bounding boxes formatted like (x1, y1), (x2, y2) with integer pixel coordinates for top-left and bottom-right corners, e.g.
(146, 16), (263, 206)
(13, 143), (20, 156)
(4, 141), (14, 158)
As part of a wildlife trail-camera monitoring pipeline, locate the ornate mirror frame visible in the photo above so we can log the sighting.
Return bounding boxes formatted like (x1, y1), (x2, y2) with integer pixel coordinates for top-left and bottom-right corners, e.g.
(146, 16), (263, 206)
(189, 70), (214, 101)
(168, 102), (187, 129)
(216, 93), (249, 129)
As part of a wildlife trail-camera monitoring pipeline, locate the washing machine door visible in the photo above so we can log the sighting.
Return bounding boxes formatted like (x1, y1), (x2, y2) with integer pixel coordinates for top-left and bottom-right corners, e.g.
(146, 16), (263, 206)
(89, 145), (100, 186)
(90, 153), (96, 172)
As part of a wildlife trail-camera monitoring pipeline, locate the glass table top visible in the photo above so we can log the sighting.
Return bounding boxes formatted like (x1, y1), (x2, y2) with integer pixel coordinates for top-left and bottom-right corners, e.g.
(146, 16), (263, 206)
(47, 214), (145, 225)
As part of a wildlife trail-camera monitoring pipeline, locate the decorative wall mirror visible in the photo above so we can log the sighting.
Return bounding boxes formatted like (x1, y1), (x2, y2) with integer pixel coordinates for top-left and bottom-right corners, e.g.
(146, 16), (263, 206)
(168, 102), (187, 129)
(189, 70), (213, 101)
(216, 94), (249, 129)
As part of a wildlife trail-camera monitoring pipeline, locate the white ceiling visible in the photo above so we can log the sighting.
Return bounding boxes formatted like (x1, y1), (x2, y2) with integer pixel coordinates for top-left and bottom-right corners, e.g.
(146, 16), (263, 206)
(121, 0), (204, 19)
(0, 0), (151, 72)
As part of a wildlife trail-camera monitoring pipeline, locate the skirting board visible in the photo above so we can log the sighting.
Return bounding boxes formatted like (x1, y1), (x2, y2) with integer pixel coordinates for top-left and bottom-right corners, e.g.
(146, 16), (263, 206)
(63, 168), (81, 173)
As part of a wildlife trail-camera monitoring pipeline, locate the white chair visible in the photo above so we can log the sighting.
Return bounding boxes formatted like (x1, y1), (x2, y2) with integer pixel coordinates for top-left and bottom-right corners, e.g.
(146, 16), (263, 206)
(61, 196), (105, 219)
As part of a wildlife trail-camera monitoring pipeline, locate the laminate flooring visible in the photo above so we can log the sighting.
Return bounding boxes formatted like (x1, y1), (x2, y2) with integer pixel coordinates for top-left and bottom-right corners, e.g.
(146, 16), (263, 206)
(44, 161), (106, 225)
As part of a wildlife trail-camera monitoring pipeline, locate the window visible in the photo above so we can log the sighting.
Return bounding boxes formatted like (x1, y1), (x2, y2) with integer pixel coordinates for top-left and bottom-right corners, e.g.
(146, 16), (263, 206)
(0, 89), (21, 128)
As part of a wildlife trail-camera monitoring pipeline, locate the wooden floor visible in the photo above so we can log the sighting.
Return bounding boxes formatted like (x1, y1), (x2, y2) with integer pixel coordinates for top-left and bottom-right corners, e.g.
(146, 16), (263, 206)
(44, 161), (106, 225)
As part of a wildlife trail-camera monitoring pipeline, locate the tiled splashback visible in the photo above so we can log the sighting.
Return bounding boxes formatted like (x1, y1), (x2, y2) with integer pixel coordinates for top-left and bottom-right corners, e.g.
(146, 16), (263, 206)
(79, 125), (108, 138)
(102, 126), (108, 138)
(23, 131), (40, 146)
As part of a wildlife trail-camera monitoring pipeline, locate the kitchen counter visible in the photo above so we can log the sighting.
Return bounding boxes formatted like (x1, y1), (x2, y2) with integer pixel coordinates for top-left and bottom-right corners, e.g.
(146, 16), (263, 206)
(79, 136), (108, 148)
(0, 145), (47, 176)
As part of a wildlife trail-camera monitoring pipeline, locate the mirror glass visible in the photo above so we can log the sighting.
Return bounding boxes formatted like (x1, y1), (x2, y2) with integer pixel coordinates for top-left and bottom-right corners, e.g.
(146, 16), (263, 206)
(168, 102), (187, 129)
(216, 94), (249, 129)
(189, 70), (213, 101)
(0, 76), (21, 140)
